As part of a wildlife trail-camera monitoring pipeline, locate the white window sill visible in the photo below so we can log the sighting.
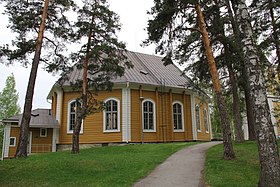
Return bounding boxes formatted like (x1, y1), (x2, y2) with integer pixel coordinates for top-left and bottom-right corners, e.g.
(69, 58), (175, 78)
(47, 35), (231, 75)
(103, 130), (120, 133)
(174, 129), (184, 133)
(143, 129), (156, 133)
(67, 131), (83, 134)
(206, 131), (209, 134)
(197, 130), (202, 133)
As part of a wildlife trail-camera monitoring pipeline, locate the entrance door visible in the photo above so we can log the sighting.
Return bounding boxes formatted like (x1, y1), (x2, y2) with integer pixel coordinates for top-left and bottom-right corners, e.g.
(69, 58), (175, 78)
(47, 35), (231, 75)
(27, 132), (32, 155)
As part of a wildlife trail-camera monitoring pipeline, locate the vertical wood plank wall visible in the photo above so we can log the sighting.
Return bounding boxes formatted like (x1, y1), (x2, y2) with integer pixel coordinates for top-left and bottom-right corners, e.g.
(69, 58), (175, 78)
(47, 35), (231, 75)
(56, 87), (211, 144)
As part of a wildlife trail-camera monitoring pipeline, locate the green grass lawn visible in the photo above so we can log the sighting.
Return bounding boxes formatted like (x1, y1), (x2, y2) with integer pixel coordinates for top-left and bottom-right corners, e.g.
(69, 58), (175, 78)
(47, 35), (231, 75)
(205, 140), (280, 187)
(0, 142), (197, 187)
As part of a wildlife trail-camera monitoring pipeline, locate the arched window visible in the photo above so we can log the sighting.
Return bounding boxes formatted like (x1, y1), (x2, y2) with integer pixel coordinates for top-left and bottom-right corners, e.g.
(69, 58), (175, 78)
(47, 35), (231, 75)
(204, 109), (209, 133)
(173, 102), (184, 132)
(195, 104), (201, 132)
(67, 100), (82, 133)
(104, 98), (120, 132)
(142, 99), (156, 132)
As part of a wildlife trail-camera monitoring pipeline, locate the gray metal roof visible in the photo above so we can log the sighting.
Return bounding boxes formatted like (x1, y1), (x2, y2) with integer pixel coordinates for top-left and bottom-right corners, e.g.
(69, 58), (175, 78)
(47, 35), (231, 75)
(61, 51), (195, 89)
(2, 109), (59, 128)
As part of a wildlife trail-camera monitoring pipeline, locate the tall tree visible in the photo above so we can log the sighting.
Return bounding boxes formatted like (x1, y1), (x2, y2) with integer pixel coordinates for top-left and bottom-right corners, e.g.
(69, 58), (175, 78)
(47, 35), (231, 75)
(0, 73), (21, 153)
(69, 0), (132, 154)
(250, 0), (280, 77)
(15, 0), (50, 158)
(225, 0), (256, 140)
(206, 1), (244, 142)
(0, 73), (21, 121)
(0, 0), (75, 158)
(145, 0), (235, 159)
(195, 3), (235, 159)
(234, 0), (280, 186)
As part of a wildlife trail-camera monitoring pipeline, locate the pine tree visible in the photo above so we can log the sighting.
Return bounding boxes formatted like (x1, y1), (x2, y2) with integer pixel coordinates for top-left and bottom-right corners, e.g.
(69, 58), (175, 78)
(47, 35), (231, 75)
(69, 0), (132, 154)
(145, 0), (235, 159)
(0, 0), (75, 158)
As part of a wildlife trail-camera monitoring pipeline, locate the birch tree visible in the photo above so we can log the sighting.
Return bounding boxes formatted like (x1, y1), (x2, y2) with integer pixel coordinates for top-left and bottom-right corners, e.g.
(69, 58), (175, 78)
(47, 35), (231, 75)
(234, 0), (280, 186)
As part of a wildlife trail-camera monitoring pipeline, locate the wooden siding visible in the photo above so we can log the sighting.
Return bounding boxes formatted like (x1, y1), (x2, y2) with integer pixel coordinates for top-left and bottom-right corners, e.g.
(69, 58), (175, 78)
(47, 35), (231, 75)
(59, 90), (123, 144)
(30, 128), (53, 153)
(57, 88), (210, 145)
(8, 127), (54, 157)
(273, 101), (280, 136)
(8, 126), (20, 158)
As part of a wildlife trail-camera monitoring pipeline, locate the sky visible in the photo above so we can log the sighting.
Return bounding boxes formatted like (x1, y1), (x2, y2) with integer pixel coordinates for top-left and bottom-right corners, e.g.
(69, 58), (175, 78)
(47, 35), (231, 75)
(0, 0), (158, 111)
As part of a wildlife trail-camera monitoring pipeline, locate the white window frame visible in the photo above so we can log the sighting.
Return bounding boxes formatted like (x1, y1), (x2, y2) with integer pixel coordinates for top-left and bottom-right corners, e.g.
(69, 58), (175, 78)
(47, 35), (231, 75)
(195, 104), (202, 132)
(40, 128), (47, 137)
(172, 101), (185, 132)
(142, 99), (156, 132)
(9, 137), (16, 147)
(103, 98), (120, 133)
(67, 100), (83, 134)
(204, 109), (209, 133)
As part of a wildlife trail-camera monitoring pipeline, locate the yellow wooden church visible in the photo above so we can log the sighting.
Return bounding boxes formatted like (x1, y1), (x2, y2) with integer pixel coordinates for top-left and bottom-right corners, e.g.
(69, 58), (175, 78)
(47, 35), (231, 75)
(2, 51), (211, 158)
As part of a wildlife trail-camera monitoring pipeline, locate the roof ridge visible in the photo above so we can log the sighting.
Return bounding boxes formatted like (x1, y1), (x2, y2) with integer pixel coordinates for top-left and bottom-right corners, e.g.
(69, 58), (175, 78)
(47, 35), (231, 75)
(131, 51), (162, 85)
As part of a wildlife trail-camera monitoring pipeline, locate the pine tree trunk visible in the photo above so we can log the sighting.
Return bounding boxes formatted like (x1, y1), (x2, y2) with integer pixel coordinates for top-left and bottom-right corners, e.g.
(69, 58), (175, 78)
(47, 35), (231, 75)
(15, 0), (49, 158)
(226, 0), (256, 141)
(195, 4), (235, 160)
(228, 64), (244, 142)
(71, 14), (93, 154)
(243, 81), (256, 140)
(236, 1), (280, 186)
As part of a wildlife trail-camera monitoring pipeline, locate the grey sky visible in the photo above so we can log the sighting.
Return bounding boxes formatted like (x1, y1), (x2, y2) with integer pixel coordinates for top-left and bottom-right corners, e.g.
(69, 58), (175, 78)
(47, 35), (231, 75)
(0, 0), (157, 111)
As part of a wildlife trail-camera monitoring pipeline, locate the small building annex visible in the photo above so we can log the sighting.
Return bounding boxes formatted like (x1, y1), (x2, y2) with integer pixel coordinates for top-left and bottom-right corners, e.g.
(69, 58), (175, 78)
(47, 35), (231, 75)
(2, 51), (211, 158)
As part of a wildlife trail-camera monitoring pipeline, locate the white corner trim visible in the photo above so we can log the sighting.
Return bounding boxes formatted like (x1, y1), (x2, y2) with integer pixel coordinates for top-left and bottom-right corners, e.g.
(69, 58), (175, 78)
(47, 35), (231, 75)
(268, 97), (279, 137)
(172, 101), (185, 132)
(3, 124), (11, 158)
(52, 128), (58, 152)
(122, 88), (131, 142)
(142, 99), (157, 132)
(103, 97), (121, 133)
(191, 95), (197, 140)
(56, 89), (62, 123)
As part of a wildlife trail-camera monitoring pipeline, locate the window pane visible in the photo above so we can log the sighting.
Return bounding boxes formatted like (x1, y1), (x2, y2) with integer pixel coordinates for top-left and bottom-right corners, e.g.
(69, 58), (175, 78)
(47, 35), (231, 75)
(177, 104), (182, 113)
(144, 113), (148, 129)
(149, 113), (153, 129)
(149, 102), (153, 112)
(196, 106), (200, 130)
(10, 138), (15, 146)
(105, 100), (118, 131)
(178, 115), (182, 129)
(113, 101), (117, 111)
(144, 102), (147, 111)
(204, 110), (209, 131)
